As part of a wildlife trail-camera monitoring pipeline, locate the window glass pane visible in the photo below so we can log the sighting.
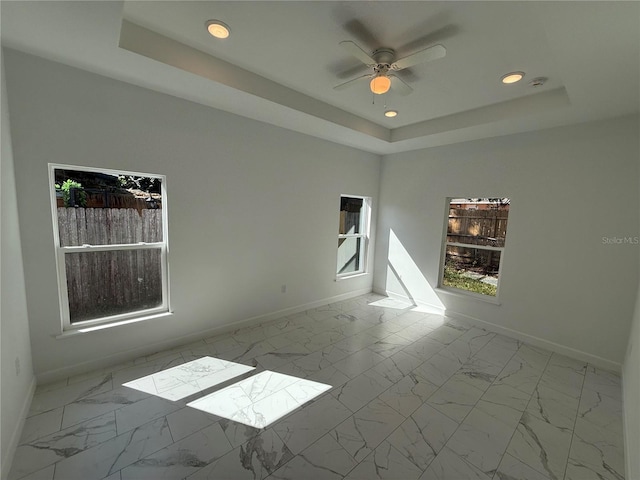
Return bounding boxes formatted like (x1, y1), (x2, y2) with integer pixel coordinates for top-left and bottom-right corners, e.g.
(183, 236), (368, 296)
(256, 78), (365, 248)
(57, 208), (163, 247)
(337, 237), (363, 274)
(54, 169), (162, 246)
(65, 249), (163, 323)
(447, 198), (508, 247)
(339, 197), (363, 235)
(443, 245), (500, 296)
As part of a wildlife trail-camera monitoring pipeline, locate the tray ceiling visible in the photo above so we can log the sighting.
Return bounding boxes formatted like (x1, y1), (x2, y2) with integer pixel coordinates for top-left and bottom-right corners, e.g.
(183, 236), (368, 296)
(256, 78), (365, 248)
(1, 1), (638, 153)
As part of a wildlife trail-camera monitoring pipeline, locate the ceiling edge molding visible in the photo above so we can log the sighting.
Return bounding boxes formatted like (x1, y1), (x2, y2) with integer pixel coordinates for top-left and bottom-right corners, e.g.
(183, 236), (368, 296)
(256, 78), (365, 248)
(119, 19), (390, 143)
(391, 87), (571, 143)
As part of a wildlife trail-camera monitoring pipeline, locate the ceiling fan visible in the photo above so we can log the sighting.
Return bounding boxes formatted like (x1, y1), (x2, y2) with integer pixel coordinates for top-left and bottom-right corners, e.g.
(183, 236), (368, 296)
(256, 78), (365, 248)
(334, 40), (446, 96)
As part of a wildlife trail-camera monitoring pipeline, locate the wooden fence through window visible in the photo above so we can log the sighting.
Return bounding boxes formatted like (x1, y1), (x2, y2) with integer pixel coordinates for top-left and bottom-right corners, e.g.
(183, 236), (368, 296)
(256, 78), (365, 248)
(446, 207), (509, 273)
(57, 207), (163, 323)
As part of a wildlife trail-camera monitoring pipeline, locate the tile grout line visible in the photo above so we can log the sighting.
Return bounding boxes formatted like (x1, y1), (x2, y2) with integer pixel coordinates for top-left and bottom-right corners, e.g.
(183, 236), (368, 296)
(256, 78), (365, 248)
(337, 326), (503, 476)
(429, 334), (523, 478)
(15, 296), (624, 480)
(560, 361), (588, 480)
(260, 310), (427, 476)
(495, 350), (558, 480)
(352, 325), (515, 476)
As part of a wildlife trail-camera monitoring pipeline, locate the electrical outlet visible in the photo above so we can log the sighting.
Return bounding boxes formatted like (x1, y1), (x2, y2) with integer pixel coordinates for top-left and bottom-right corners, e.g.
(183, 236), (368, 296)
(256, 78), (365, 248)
(281, 284), (287, 293)
(15, 357), (21, 376)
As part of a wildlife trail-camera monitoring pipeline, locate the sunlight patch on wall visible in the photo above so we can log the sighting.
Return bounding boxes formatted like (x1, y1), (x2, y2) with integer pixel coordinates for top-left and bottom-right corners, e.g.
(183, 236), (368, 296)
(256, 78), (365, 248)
(386, 229), (445, 314)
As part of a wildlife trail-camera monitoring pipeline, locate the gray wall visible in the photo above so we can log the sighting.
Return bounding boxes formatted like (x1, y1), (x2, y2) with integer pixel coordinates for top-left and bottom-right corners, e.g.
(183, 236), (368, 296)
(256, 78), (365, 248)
(4, 44), (640, 476)
(622, 172), (640, 479)
(375, 116), (639, 368)
(3, 50), (381, 382)
(1, 52), (35, 477)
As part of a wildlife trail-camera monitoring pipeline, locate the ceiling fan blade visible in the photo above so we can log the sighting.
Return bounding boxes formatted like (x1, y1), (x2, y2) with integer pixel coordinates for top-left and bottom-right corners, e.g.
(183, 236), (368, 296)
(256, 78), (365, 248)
(342, 18), (380, 50)
(333, 74), (372, 91)
(392, 44), (446, 71)
(389, 75), (413, 96)
(339, 40), (376, 66)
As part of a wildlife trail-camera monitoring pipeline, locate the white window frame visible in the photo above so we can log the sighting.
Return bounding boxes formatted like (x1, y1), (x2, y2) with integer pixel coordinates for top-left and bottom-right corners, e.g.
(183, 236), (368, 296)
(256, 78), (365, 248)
(336, 194), (371, 278)
(49, 164), (170, 331)
(438, 197), (508, 302)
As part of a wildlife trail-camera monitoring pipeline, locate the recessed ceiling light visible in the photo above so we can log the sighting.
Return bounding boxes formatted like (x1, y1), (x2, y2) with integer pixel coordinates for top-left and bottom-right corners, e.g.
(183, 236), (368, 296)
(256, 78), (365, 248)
(206, 20), (230, 39)
(501, 72), (525, 84)
(384, 110), (398, 118)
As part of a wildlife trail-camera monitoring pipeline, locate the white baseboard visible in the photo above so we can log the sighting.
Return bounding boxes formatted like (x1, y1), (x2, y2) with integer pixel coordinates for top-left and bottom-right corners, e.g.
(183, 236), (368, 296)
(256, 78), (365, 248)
(36, 288), (373, 385)
(372, 287), (388, 297)
(375, 288), (446, 315)
(1, 375), (36, 480)
(383, 290), (415, 304)
(622, 375), (633, 480)
(446, 310), (622, 373)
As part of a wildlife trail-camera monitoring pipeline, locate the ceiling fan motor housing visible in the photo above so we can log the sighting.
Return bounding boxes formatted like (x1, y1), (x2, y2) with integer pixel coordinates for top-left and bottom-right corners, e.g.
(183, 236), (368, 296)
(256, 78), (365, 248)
(334, 40), (445, 95)
(373, 64), (390, 76)
(372, 48), (395, 66)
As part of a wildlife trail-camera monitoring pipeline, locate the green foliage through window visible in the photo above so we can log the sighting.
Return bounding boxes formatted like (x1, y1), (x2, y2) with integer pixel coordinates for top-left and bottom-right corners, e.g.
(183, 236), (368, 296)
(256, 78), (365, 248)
(57, 179), (87, 207)
(443, 263), (497, 296)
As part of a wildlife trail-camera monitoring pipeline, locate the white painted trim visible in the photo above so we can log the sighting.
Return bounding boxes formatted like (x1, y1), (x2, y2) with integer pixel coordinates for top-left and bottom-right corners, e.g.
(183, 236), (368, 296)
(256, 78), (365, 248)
(35, 288), (373, 384)
(56, 311), (174, 337)
(1, 376), (36, 480)
(436, 287), (502, 305)
(61, 243), (163, 253)
(384, 290), (414, 305)
(335, 272), (370, 282)
(48, 163), (170, 332)
(446, 241), (504, 253)
(446, 309), (622, 373)
(622, 368), (632, 480)
(439, 197), (510, 300)
(382, 289), (446, 315)
(337, 194), (371, 277)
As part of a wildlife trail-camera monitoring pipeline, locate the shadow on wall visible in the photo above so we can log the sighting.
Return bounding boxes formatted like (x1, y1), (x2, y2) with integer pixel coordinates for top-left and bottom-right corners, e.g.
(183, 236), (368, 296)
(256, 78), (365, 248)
(386, 229), (445, 314)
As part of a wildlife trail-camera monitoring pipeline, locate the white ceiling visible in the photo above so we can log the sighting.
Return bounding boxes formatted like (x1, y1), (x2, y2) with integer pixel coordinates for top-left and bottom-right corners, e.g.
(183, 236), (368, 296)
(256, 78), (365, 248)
(1, 1), (639, 154)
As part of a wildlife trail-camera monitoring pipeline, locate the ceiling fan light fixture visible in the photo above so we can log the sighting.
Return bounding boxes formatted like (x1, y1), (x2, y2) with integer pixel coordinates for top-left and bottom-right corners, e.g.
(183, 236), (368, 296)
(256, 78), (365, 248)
(384, 110), (398, 118)
(370, 75), (391, 95)
(206, 20), (231, 39)
(501, 71), (525, 84)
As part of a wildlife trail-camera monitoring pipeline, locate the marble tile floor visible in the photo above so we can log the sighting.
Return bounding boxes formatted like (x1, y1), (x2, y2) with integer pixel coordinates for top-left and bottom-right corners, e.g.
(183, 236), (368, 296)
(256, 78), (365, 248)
(9, 293), (626, 480)
(123, 356), (255, 401)
(187, 370), (332, 428)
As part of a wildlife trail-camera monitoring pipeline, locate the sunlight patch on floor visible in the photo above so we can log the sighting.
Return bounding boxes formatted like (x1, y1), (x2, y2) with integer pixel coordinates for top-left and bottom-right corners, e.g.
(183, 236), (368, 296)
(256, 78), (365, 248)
(368, 297), (414, 310)
(187, 370), (331, 428)
(123, 356), (254, 401)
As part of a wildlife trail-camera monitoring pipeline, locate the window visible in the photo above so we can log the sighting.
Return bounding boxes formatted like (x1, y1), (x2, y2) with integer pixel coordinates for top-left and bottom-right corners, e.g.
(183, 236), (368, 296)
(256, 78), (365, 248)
(49, 165), (169, 330)
(337, 195), (370, 277)
(440, 198), (510, 298)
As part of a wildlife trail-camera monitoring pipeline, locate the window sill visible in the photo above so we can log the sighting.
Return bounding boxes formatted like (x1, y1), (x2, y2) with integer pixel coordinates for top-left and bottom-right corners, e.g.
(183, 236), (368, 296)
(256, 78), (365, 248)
(436, 287), (502, 305)
(335, 272), (370, 282)
(56, 311), (173, 339)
